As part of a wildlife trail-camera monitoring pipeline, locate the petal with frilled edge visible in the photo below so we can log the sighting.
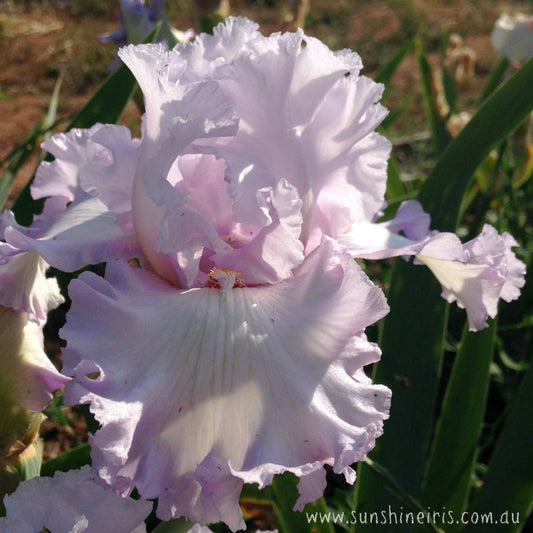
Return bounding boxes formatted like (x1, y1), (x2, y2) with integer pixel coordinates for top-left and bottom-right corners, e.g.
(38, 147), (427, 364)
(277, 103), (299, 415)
(118, 43), (238, 284)
(61, 239), (390, 530)
(417, 225), (526, 331)
(3, 198), (140, 273)
(212, 178), (304, 285)
(33, 124), (139, 209)
(0, 466), (151, 533)
(187, 22), (389, 251)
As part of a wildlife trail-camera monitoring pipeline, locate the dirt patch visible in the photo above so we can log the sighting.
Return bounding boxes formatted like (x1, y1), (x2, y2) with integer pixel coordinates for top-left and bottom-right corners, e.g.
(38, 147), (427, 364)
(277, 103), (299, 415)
(0, 0), (531, 205)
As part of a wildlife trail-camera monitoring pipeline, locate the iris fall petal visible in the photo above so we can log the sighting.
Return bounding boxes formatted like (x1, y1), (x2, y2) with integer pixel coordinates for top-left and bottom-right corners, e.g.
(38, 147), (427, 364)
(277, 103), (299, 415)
(62, 239), (390, 529)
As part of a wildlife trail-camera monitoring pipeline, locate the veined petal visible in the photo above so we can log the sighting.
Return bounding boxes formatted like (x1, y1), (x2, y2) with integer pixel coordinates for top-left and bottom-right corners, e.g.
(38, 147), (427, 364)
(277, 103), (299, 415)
(4, 198), (140, 273)
(61, 239), (389, 529)
(417, 225), (526, 331)
(0, 466), (151, 533)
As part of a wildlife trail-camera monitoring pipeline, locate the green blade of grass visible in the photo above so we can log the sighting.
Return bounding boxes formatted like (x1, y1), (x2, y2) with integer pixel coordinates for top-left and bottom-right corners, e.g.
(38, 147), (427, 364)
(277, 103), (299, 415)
(420, 320), (496, 531)
(375, 37), (415, 86)
(418, 54), (533, 232)
(0, 75), (64, 212)
(361, 458), (445, 533)
(40, 442), (91, 477)
(463, 359), (533, 533)
(0, 118), (43, 213)
(477, 56), (510, 106)
(352, 43), (533, 533)
(354, 263), (448, 532)
(441, 63), (457, 115)
(44, 72), (64, 139)
(67, 60), (136, 131)
(416, 39), (452, 156)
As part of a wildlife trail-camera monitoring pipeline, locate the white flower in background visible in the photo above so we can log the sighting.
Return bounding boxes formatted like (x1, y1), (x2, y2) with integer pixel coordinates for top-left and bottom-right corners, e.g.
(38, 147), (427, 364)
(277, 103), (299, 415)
(491, 12), (533, 63)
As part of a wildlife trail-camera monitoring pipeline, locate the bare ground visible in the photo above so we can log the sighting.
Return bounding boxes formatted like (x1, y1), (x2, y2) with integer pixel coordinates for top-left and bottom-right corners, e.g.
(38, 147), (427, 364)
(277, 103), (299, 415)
(0, 0), (529, 201)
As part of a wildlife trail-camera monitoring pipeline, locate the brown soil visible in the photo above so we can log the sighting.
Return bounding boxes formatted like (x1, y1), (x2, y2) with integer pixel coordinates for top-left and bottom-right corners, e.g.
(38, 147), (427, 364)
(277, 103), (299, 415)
(0, 1), (530, 205)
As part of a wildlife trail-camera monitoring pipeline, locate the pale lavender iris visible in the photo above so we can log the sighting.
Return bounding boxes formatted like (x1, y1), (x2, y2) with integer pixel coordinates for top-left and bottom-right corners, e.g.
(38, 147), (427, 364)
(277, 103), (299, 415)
(33, 18), (390, 528)
(0, 15), (525, 531)
(341, 200), (526, 331)
(0, 466), (152, 533)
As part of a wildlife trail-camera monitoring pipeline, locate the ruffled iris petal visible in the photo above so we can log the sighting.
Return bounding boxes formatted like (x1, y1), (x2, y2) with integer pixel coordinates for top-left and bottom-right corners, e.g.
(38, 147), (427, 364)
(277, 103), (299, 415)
(340, 199), (526, 331)
(117, 43), (238, 284)
(34, 124), (139, 209)
(62, 239), (390, 529)
(177, 18), (390, 252)
(0, 466), (151, 533)
(4, 198), (140, 273)
(417, 225), (526, 331)
(3, 124), (143, 273)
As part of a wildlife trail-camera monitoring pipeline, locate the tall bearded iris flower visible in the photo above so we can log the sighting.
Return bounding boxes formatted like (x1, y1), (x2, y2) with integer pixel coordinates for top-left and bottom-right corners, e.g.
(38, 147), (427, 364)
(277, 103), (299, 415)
(0, 16), (525, 530)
